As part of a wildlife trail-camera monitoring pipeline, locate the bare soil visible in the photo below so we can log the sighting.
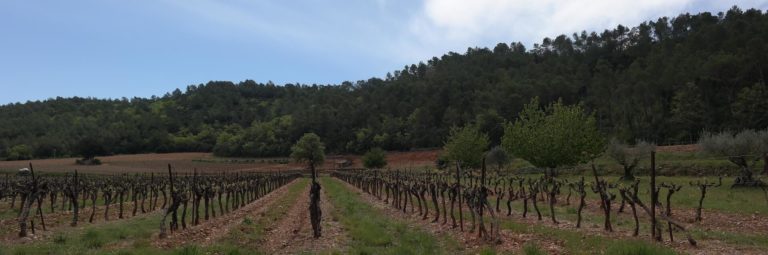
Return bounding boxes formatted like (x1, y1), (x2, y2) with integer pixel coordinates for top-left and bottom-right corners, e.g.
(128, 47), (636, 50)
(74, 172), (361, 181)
(153, 179), (299, 248)
(0, 150), (440, 174)
(260, 182), (348, 254)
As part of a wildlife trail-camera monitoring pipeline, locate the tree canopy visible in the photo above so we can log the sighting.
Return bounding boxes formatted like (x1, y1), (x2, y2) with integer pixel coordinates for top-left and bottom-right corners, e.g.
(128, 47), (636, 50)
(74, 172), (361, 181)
(2, 7), (768, 160)
(362, 147), (387, 169)
(502, 98), (604, 170)
(442, 125), (490, 168)
(290, 133), (326, 167)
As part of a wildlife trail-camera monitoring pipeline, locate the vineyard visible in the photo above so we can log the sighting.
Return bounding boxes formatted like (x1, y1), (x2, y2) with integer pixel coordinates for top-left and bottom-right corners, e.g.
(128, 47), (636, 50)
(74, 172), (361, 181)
(0, 150), (766, 254)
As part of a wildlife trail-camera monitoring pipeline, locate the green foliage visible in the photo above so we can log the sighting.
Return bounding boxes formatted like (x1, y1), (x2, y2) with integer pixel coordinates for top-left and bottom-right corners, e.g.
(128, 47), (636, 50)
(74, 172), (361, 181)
(74, 136), (107, 160)
(442, 125), (489, 168)
(698, 129), (768, 158)
(502, 98), (604, 169)
(290, 133), (325, 167)
(607, 138), (656, 178)
(362, 147), (387, 169)
(522, 243), (547, 255)
(3, 7), (768, 159)
(732, 83), (768, 129)
(6, 144), (32, 161)
(485, 146), (510, 173)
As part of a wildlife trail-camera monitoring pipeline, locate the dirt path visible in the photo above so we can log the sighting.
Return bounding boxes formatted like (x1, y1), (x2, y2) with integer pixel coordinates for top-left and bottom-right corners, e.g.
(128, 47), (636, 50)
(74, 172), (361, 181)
(334, 178), (564, 254)
(153, 179), (299, 248)
(261, 181), (348, 254)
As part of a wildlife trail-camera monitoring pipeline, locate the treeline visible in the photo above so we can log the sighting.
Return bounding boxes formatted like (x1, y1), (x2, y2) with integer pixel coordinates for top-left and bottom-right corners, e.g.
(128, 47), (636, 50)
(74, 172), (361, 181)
(2, 6), (767, 160)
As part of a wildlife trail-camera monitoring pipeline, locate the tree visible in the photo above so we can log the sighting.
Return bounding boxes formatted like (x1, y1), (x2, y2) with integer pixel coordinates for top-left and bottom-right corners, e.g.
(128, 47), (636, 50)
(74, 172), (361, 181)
(502, 98), (604, 176)
(7, 145), (33, 160)
(485, 146), (510, 174)
(670, 82), (707, 141)
(698, 129), (768, 187)
(362, 148), (387, 169)
(732, 83), (768, 130)
(290, 133), (325, 238)
(74, 137), (107, 160)
(442, 125), (489, 168)
(607, 139), (656, 180)
(476, 110), (506, 146)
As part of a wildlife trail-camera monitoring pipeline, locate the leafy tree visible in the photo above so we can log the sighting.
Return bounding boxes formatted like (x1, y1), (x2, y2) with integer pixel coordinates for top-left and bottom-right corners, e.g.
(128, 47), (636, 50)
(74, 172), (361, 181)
(442, 125), (489, 168)
(362, 147), (387, 169)
(476, 110), (506, 146)
(7, 145), (33, 160)
(290, 132), (325, 238)
(670, 82), (708, 141)
(698, 129), (768, 186)
(212, 133), (242, 157)
(485, 146), (510, 174)
(502, 98), (604, 176)
(290, 133), (326, 169)
(74, 137), (106, 160)
(732, 83), (768, 130)
(607, 138), (656, 180)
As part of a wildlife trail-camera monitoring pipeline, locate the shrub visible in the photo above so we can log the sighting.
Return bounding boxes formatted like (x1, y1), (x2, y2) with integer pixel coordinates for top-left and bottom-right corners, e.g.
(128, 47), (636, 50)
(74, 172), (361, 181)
(362, 148), (387, 169)
(443, 125), (489, 168)
(6, 145), (32, 161)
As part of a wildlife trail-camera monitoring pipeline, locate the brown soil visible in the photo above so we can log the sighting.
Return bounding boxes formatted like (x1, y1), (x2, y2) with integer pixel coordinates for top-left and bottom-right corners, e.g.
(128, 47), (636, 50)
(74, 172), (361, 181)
(0, 150), (440, 174)
(260, 182), (348, 254)
(153, 179), (299, 248)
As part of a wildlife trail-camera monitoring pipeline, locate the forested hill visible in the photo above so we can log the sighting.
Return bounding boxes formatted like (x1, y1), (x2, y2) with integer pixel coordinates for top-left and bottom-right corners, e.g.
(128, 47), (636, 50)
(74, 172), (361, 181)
(2, 7), (768, 160)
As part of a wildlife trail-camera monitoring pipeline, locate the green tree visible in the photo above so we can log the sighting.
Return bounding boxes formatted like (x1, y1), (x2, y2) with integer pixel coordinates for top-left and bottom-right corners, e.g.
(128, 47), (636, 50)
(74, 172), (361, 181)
(670, 82), (708, 140)
(290, 133), (326, 170)
(7, 145), (33, 161)
(732, 83), (768, 130)
(290, 133), (325, 238)
(74, 137), (106, 160)
(442, 125), (489, 168)
(362, 147), (387, 169)
(485, 146), (510, 174)
(502, 98), (604, 176)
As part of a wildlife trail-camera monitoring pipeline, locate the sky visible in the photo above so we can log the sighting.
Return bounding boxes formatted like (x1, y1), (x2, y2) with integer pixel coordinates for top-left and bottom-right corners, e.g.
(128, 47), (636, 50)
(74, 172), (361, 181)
(1, 0), (767, 104)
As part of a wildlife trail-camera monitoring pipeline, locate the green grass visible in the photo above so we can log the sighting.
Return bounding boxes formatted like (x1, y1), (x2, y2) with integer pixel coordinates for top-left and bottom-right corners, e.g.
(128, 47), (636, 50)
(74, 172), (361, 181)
(209, 178), (312, 254)
(522, 243), (546, 255)
(321, 177), (460, 255)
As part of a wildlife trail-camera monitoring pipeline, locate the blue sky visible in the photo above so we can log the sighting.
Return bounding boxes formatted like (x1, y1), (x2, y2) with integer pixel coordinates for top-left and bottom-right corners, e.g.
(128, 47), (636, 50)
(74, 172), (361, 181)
(1, 0), (766, 104)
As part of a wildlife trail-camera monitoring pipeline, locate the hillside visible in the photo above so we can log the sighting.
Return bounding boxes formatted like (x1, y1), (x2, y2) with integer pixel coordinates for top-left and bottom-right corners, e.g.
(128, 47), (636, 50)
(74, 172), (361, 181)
(2, 6), (768, 160)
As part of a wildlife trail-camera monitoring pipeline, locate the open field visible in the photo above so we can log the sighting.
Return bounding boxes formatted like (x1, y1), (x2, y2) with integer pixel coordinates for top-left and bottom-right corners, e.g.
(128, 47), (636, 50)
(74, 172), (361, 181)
(0, 150), (439, 174)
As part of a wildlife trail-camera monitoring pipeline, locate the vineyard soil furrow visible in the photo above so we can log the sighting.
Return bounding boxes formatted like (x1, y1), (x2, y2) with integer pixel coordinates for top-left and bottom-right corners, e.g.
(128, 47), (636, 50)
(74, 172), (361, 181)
(153, 178), (301, 249)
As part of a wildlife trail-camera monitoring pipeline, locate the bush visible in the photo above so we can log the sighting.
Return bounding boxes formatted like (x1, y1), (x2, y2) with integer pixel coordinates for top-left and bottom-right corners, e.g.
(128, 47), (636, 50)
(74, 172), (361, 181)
(6, 145), (32, 161)
(76, 158), (101, 165)
(362, 148), (387, 169)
